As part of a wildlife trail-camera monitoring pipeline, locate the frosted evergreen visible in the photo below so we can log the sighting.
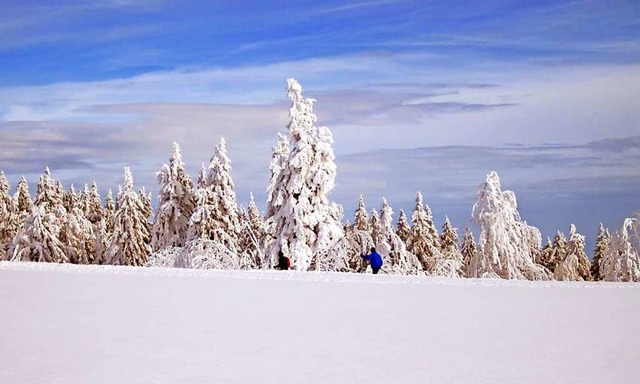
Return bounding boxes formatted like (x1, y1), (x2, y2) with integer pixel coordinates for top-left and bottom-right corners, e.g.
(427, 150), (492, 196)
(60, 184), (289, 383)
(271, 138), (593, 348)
(433, 217), (464, 278)
(396, 209), (411, 244)
(469, 171), (551, 280)
(9, 204), (68, 263)
(14, 176), (32, 214)
(460, 227), (477, 277)
(590, 223), (610, 281)
(353, 195), (370, 232)
(266, 132), (289, 219)
(265, 78), (344, 271)
(601, 216), (640, 282)
(152, 142), (196, 251)
(105, 167), (151, 266)
(407, 192), (441, 272)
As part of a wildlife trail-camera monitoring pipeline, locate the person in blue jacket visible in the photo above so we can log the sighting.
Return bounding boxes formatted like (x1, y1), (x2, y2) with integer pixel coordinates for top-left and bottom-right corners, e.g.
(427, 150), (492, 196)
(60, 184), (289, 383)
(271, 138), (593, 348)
(362, 247), (383, 274)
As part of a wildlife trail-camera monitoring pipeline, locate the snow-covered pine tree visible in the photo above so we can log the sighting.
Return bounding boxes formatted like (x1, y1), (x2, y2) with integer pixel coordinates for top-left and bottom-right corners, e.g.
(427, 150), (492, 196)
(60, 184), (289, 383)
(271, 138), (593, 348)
(537, 237), (553, 268)
(237, 193), (266, 268)
(265, 78), (344, 271)
(35, 167), (63, 209)
(339, 196), (373, 272)
(440, 217), (459, 255)
(0, 172), (18, 260)
(370, 209), (382, 246)
(353, 195), (370, 232)
(433, 216), (464, 277)
(104, 189), (115, 233)
(93, 219), (109, 265)
(203, 137), (241, 251)
(590, 223), (610, 281)
(196, 162), (207, 189)
(376, 198), (421, 274)
(186, 186), (217, 243)
(188, 139), (240, 248)
(396, 209), (411, 244)
(554, 225), (592, 281)
(569, 224), (591, 280)
(600, 217), (640, 282)
(548, 231), (568, 274)
(139, 187), (152, 220)
(85, 182), (104, 225)
(151, 142), (196, 251)
(406, 192), (441, 273)
(14, 176), (32, 214)
(469, 171), (551, 280)
(105, 167), (151, 266)
(266, 132), (289, 219)
(9, 205), (68, 263)
(59, 206), (95, 264)
(63, 184), (79, 212)
(460, 227), (477, 277)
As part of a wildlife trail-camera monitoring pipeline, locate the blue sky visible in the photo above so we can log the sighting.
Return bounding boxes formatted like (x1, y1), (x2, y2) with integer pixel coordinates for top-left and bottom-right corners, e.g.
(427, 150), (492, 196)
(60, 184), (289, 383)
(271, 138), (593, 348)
(0, 0), (639, 253)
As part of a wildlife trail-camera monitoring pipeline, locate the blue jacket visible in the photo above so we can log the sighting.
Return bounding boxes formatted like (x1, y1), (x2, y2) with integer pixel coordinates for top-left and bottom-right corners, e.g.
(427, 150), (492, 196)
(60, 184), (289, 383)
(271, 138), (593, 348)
(362, 251), (383, 269)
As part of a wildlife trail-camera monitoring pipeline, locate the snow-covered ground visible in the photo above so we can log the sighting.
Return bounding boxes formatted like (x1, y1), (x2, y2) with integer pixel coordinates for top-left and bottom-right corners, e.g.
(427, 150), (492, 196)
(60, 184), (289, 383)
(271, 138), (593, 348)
(1, 262), (638, 383)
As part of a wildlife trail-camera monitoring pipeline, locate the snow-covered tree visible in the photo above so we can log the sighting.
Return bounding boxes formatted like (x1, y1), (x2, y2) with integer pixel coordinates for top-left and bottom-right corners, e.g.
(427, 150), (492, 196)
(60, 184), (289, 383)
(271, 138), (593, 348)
(139, 187), (152, 221)
(590, 223), (610, 281)
(375, 198), (421, 274)
(63, 185), (79, 212)
(433, 217), (464, 277)
(85, 182), (104, 225)
(396, 209), (411, 244)
(406, 192), (440, 272)
(238, 193), (266, 268)
(186, 187), (217, 243)
(460, 227), (477, 277)
(0, 172), (18, 260)
(196, 162), (206, 188)
(35, 167), (62, 208)
(152, 142), (196, 251)
(93, 219), (109, 265)
(353, 195), (370, 232)
(59, 207), (95, 264)
(548, 231), (568, 273)
(369, 209), (382, 248)
(104, 189), (115, 233)
(105, 167), (151, 266)
(554, 225), (592, 281)
(206, 138), (240, 245)
(266, 132), (289, 219)
(265, 78), (344, 271)
(469, 171), (551, 280)
(9, 205), (68, 263)
(600, 217), (640, 282)
(14, 176), (32, 214)
(187, 138), (241, 256)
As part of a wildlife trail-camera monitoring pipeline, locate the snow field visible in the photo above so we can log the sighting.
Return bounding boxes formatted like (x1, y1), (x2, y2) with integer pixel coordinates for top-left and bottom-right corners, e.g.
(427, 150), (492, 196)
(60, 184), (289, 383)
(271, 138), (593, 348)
(1, 262), (639, 383)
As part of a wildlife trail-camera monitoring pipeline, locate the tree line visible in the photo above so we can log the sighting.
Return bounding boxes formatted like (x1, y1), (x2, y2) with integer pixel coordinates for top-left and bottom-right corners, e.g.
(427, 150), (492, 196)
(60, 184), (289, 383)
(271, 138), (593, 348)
(0, 78), (637, 281)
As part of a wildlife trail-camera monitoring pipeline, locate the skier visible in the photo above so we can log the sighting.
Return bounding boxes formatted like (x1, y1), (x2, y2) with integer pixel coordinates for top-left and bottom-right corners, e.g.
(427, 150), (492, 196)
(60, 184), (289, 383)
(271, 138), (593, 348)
(276, 251), (291, 270)
(362, 247), (383, 274)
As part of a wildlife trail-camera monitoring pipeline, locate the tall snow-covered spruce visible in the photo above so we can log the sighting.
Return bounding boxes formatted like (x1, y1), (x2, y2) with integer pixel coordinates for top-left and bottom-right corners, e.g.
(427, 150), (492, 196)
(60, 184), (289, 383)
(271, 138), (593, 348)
(152, 142), (196, 251)
(187, 137), (240, 252)
(265, 78), (344, 271)
(590, 223), (610, 281)
(106, 167), (151, 266)
(469, 171), (551, 280)
(407, 192), (440, 273)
